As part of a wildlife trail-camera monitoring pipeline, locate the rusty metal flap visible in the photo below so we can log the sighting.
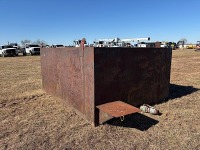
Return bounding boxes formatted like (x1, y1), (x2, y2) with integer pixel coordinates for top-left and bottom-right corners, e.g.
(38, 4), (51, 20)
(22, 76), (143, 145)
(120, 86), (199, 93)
(96, 101), (140, 117)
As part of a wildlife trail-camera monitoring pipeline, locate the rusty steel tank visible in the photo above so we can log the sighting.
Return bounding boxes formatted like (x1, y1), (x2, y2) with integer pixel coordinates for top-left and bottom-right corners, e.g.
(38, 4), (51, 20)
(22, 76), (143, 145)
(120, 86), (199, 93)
(40, 47), (172, 126)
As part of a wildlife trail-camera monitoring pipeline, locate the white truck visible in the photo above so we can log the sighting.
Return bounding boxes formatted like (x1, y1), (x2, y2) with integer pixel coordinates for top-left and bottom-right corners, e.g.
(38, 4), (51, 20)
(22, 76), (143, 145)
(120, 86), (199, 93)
(9, 43), (20, 56)
(0, 45), (17, 57)
(24, 44), (40, 55)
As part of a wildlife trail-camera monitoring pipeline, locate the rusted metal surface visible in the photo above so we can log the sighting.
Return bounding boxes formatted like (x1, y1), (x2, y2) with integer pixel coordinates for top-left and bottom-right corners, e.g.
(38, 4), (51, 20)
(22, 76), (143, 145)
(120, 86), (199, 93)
(94, 47), (172, 123)
(41, 47), (95, 124)
(96, 101), (140, 118)
(41, 47), (172, 126)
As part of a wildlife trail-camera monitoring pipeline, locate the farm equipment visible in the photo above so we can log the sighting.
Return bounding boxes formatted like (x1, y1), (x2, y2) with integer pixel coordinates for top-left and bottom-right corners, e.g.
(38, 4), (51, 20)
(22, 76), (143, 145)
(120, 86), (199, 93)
(185, 44), (196, 49)
(176, 40), (196, 49)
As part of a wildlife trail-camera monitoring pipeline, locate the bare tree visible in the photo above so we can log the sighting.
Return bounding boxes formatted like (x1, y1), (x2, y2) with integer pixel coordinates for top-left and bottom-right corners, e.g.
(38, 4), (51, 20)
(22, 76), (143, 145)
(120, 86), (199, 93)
(21, 39), (31, 46)
(179, 38), (187, 45)
(33, 39), (48, 47)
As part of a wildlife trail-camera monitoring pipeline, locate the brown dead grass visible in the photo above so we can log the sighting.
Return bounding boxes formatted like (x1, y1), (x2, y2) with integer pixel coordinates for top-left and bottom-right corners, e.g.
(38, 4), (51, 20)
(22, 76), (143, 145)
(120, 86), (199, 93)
(0, 50), (200, 150)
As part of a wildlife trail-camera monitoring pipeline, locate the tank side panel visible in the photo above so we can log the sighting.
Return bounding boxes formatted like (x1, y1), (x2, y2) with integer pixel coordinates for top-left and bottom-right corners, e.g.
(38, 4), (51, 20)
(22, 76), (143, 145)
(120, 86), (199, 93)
(94, 47), (172, 123)
(40, 47), (95, 124)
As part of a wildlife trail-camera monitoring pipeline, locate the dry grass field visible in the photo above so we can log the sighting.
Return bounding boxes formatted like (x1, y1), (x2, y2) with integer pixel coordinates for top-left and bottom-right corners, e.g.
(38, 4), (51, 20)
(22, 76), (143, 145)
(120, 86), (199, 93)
(0, 49), (200, 150)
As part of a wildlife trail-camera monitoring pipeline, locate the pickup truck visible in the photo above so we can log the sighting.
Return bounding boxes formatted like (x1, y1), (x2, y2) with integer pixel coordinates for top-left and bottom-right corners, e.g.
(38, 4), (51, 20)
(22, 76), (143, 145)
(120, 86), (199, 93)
(24, 44), (40, 55)
(9, 43), (20, 56)
(0, 45), (17, 57)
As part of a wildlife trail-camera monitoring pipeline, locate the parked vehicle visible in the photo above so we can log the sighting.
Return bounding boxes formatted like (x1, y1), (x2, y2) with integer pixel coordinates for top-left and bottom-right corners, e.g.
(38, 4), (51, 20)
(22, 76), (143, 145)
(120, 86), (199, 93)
(196, 41), (200, 49)
(121, 37), (150, 47)
(135, 41), (160, 48)
(24, 44), (40, 55)
(94, 37), (150, 47)
(51, 44), (65, 48)
(137, 42), (148, 47)
(160, 42), (167, 48)
(185, 44), (196, 49)
(9, 43), (20, 56)
(93, 39), (113, 47)
(176, 41), (196, 49)
(0, 45), (17, 57)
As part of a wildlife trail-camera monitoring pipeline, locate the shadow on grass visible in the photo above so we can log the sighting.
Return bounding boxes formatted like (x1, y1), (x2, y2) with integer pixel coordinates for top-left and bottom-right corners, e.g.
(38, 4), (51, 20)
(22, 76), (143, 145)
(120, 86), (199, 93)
(168, 84), (199, 100)
(105, 113), (159, 131)
(104, 84), (199, 130)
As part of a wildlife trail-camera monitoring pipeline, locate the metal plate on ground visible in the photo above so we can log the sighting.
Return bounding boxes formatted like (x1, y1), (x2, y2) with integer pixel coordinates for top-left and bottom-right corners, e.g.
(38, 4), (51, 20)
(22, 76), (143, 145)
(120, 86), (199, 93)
(96, 101), (141, 117)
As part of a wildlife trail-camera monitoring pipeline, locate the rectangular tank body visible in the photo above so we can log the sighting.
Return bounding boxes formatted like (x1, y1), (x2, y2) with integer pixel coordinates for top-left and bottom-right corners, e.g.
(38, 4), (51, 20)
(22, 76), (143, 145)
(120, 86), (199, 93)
(41, 47), (172, 126)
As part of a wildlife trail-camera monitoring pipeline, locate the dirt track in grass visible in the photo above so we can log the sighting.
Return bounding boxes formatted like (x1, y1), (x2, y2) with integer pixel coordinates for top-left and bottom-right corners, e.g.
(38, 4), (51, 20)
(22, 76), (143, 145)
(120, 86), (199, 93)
(0, 49), (200, 150)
